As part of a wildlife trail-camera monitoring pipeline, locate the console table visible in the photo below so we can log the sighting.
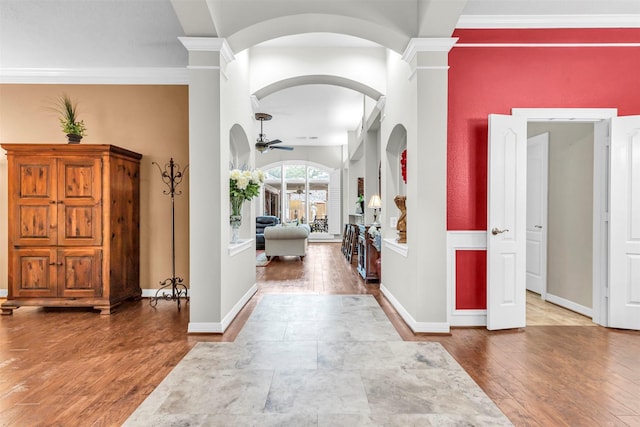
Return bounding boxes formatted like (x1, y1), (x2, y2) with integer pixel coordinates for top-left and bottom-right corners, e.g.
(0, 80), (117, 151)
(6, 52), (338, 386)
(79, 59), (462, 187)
(357, 225), (380, 282)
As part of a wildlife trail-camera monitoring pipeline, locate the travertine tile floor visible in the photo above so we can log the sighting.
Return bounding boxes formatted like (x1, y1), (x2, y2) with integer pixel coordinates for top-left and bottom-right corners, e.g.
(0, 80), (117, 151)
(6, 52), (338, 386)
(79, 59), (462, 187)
(124, 295), (512, 426)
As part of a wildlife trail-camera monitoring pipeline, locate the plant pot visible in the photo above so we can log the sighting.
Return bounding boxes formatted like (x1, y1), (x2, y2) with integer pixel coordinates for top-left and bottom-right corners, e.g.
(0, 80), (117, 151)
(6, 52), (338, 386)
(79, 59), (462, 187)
(67, 133), (82, 144)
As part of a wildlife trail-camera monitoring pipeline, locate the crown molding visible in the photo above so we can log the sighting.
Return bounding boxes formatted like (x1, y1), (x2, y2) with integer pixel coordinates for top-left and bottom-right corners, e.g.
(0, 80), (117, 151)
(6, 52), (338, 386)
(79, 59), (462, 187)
(401, 38), (458, 63)
(457, 14), (640, 29)
(0, 67), (188, 85)
(178, 37), (235, 64)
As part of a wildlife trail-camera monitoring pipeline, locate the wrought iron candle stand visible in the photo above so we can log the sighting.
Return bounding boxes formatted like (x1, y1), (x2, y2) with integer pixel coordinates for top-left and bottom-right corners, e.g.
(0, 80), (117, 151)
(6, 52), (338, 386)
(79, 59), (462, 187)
(149, 158), (189, 311)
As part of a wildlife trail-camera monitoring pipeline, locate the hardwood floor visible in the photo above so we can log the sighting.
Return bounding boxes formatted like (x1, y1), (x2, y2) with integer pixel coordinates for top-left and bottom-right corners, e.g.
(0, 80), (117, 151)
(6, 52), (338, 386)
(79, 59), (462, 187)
(1, 242), (639, 426)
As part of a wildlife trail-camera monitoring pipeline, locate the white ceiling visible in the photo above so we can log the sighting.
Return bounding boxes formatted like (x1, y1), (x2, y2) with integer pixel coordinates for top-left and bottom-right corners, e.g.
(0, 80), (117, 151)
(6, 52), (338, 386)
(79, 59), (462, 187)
(1, 0), (638, 150)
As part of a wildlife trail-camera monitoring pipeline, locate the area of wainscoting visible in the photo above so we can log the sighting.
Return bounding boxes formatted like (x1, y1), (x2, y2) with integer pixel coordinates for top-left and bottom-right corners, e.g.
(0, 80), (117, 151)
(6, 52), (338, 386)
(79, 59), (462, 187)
(447, 231), (488, 327)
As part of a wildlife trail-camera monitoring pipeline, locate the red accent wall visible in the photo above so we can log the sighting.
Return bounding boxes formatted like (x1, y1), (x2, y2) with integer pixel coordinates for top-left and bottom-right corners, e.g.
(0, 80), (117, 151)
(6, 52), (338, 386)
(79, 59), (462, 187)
(456, 250), (487, 309)
(447, 28), (640, 231)
(448, 28), (640, 310)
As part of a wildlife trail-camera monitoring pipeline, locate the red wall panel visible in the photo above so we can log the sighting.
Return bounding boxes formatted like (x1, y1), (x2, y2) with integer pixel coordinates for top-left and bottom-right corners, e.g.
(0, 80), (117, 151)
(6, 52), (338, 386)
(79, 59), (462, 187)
(447, 28), (640, 231)
(455, 250), (487, 310)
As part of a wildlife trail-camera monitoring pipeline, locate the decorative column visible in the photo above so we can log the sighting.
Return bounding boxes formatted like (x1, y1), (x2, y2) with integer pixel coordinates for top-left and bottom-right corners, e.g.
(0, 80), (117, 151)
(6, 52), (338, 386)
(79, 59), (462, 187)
(402, 38), (457, 328)
(178, 37), (235, 332)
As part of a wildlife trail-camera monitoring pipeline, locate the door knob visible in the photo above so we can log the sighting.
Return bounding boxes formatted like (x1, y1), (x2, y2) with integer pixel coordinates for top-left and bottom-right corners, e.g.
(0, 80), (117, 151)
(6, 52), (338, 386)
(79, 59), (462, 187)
(534, 225), (543, 229)
(491, 227), (509, 235)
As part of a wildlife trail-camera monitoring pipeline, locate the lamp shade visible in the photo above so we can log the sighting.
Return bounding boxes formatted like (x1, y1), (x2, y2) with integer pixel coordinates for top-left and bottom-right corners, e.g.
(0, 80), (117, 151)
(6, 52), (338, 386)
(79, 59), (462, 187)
(367, 194), (382, 209)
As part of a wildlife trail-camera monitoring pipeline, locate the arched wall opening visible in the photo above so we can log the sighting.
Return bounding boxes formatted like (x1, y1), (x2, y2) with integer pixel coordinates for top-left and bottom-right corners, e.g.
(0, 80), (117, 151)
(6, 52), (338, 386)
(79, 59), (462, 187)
(229, 123), (253, 240)
(385, 123), (407, 237)
(254, 75), (383, 103)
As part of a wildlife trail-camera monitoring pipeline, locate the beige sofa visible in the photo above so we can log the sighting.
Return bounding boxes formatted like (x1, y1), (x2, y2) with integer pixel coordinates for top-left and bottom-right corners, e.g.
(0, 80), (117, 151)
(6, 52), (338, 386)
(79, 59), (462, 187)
(264, 224), (310, 260)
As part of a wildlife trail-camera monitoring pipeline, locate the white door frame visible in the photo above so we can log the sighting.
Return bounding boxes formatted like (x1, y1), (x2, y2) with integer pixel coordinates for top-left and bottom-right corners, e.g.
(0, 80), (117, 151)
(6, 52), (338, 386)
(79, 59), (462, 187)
(526, 132), (549, 299)
(512, 108), (617, 327)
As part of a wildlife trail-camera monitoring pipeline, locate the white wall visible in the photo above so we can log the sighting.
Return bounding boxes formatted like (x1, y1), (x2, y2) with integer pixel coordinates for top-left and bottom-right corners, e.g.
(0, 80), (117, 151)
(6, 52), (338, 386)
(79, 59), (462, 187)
(528, 122), (594, 309)
(378, 49), (418, 320)
(377, 45), (451, 332)
(219, 50), (258, 319)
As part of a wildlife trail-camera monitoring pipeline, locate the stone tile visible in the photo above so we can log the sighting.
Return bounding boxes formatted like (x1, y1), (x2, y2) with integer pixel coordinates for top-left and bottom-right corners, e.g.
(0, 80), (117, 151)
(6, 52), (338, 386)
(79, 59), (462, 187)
(359, 368), (511, 424)
(182, 341), (317, 370)
(123, 413), (209, 427)
(319, 413), (510, 426)
(156, 369), (273, 415)
(203, 413), (318, 426)
(285, 319), (400, 342)
(126, 295), (512, 426)
(234, 320), (287, 343)
(265, 369), (370, 415)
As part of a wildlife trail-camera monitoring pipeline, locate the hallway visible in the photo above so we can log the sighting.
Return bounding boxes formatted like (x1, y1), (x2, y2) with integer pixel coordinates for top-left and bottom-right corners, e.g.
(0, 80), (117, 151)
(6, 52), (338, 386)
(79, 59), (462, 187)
(1, 243), (638, 425)
(125, 294), (511, 426)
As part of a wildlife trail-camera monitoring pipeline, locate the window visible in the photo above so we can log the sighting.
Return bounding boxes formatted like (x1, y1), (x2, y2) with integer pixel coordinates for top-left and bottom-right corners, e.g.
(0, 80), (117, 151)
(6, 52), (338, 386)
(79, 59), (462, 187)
(262, 163), (334, 234)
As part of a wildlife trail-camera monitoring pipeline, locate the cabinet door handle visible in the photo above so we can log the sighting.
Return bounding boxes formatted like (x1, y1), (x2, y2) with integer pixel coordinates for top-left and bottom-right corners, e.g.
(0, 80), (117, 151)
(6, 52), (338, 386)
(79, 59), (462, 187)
(49, 262), (63, 266)
(50, 200), (56, 204)
(49, 262), (56, 266)
(57, 201), (64, 204)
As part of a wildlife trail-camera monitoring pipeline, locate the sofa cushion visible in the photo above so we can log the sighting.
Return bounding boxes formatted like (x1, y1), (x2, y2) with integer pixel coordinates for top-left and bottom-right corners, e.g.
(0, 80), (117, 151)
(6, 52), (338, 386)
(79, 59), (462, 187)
(264, 224), (309, 240)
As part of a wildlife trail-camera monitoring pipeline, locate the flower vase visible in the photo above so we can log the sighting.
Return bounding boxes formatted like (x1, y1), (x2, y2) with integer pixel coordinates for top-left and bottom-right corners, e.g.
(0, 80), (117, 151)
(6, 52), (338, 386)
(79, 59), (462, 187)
(230, 214), (242, 244)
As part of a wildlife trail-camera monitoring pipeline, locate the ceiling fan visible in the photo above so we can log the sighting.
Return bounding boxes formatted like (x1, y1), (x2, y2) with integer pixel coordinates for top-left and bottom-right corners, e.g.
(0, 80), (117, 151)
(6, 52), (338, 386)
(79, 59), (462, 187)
(255, 113), (294, 153)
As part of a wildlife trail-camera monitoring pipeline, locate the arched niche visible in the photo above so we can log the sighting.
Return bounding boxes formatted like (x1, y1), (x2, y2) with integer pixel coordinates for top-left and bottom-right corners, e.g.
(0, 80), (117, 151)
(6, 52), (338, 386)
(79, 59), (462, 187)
(229, 124), (253, 240)
(385, 123), (407, 197)
(229, 123), (251, 168)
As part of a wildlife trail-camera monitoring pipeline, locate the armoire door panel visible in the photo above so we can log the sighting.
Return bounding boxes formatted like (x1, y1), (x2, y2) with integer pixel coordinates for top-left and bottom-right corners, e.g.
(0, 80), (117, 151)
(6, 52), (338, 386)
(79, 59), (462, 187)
(11, 157), (58, 246)
(58, 158), (102, 246)
(11, 249), (57, 298)
(17, 159), (55, 198)
(59, 249), (102, 298)
(14, 204), (57, 245)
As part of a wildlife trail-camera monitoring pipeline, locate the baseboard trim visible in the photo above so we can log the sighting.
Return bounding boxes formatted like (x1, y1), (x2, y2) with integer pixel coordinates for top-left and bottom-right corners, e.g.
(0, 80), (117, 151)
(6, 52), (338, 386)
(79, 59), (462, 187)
(545, 293), (593, 318)
(187, 283), (258, 334)
(380, 284), (450, 334)
(450, 309), (487, 327)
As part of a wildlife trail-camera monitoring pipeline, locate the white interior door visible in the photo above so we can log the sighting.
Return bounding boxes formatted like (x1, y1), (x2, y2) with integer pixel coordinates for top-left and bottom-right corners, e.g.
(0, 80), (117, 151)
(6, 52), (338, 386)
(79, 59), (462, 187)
(487, 114), (527, 330)
(609, 116), (640, 330)
(526, 133), (549, 297)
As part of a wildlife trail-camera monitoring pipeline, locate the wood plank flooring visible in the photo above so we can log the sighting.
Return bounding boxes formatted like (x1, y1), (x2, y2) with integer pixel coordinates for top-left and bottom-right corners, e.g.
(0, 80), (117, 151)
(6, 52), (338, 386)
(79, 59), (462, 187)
(1, 242), (639, 426)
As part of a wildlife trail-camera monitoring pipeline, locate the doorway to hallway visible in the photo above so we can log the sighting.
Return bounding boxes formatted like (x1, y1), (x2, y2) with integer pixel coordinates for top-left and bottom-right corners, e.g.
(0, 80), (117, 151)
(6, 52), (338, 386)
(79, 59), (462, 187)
(525, 122), (596, 326)
(486, 108), (630, 330)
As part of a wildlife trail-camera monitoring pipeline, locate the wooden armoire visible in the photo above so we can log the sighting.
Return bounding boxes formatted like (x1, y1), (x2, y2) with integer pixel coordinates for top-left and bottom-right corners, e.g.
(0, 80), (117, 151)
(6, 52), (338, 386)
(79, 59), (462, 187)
(1, 144), (142, 315)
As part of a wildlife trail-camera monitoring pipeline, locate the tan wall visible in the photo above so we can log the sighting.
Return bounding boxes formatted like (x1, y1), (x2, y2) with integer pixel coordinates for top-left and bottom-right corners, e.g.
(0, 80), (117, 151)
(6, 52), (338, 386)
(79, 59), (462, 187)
(528, 122), (593, 309)
(0, 84), (189, 292)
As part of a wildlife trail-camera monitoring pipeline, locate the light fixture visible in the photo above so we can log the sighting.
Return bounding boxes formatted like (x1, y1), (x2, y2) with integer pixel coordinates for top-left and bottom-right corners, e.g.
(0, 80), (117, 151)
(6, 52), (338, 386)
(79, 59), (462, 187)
(368, 194), (382, 226)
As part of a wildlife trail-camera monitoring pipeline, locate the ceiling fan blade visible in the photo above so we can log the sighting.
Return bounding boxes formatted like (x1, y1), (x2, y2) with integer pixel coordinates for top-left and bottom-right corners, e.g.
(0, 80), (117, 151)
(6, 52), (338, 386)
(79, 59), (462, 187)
(266, 139), (282, 145)
(271, 146), (294, 151)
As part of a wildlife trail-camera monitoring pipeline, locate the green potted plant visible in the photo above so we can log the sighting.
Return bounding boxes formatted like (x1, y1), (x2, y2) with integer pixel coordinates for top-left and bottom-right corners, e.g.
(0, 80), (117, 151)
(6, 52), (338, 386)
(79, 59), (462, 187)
(57, 94), (87, 143)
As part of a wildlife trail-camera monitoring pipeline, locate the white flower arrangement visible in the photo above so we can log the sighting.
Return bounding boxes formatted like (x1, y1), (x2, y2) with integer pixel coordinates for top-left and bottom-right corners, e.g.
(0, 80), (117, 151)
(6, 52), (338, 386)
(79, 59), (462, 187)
(229, 167), (264, 216)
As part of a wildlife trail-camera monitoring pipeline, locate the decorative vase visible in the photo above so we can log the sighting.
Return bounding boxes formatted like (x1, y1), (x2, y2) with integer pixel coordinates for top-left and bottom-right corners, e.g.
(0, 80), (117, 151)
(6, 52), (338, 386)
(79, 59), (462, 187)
(230, 214), (242, 244)
(394, 195), (407, 243)
(67, 133), (82, 144)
